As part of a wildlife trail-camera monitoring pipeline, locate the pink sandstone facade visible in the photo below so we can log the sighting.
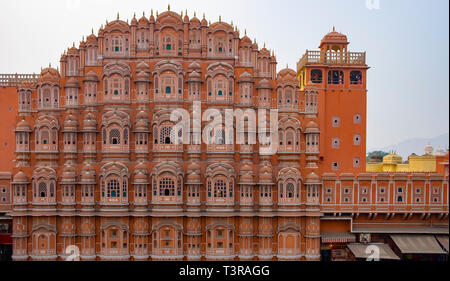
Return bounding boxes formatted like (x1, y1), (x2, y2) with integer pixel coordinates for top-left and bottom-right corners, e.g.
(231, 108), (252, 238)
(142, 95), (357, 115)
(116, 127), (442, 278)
(0, 9), (447, 261)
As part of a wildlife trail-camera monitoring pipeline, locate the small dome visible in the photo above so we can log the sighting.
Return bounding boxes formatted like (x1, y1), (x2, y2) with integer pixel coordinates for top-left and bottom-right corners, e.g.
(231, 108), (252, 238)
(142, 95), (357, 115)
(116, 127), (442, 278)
(238, 71), (253, 83)
(65, 77), (80, 88)
(201, 16), (208, 26)
(136, 61), (150, 73)
(305, 121), (319, 133)
(187, 172), (201, 184)
(16, 119), (31, 132)
(187, 161), (201, 172)
(38, 67), (60, 84)
(383, 153), (403, 164)
(241, 163), (253, 173)
(134, 161), (148, 172)
(190, 16), (201, 25)
(240, 173), (254, 183)
(81, 163), (96, 183)
(240, 36), (252, 46)
(259, 172), (273, 183)
(84, 70), (99, 82)
(188, 70), (201, 80)
(305, 172), (320, 184)
(61, 165), (76, 182)
(135, 110), (148, 120)
(86, 33), (97, 44)
(138, 14), (149, 25)
(13, 171), (28, 183)
(136, 71), (150, 81)
(135, 119), (148, 130)
(67, 46), (78, 56)
(277, 68), (297, 83)
(134, 171), (148, 183)
(256, 79), (272, 89)
(64, 114), (78, 130)
(319, 28), (349, 48)
(83, 112), (97, 130)
(188, 61), (201, 70)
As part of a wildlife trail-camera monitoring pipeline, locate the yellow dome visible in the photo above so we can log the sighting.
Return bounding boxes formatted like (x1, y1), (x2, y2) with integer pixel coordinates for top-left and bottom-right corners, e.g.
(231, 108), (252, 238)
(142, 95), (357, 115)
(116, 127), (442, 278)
(383, 153), (403, 164)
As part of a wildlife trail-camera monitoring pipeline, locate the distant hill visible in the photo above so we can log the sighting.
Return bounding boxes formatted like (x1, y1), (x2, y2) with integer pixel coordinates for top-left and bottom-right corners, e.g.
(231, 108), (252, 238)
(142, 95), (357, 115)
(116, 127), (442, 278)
(369, 133), (449, 160)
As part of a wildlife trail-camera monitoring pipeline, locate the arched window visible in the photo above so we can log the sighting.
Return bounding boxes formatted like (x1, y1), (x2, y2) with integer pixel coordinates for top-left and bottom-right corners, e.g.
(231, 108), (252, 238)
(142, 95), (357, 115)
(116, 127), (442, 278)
(286, 182), (294, 198)
(165, 86), (171, 94)
(160, 178), (175, 196)
(285, 89), (292, 104)
(160, 126), (173, 144)
(112, 36), (123, 53)
(215, 129), (225, 145)
(107, 180), (120, 198)
(328, 70), (344, 85)
(215, 180), (226, 198)
(311, 69), (322, 83)
(123, 129), (128, 145)
(41, 130), (49, 145)
(109, 129), (121, 145)
(350, 71), (362, 84)
(39, 182), (46, 198)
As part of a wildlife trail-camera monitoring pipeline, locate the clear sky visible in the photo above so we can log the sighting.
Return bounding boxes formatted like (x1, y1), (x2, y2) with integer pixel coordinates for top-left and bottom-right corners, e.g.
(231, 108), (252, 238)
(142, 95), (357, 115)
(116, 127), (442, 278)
(0, 0), (448, 150)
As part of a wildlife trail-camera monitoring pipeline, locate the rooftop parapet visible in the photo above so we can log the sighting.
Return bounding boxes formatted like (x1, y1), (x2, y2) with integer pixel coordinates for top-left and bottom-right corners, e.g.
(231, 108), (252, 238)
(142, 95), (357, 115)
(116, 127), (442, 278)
(297, 50), (366, 71)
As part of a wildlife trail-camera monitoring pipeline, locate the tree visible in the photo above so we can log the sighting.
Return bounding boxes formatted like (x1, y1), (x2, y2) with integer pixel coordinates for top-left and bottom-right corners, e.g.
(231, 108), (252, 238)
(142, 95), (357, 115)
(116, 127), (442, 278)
(366, 151), (389, 162)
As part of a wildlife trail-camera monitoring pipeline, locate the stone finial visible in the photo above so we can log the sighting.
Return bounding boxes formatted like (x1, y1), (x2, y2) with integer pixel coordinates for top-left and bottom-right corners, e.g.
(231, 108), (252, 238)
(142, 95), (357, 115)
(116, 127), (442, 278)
(168, 4), (170, 11)
(117, 12), (119, 20)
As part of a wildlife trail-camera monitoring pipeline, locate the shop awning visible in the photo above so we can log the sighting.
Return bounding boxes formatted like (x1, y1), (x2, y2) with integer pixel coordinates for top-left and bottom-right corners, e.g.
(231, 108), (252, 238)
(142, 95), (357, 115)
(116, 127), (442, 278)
(390, 235), (446, 254)
(435, 235), (449, 252)
(352, 226), (448, 234)
(321, 232), (356, 243)
(347, 243), (400, 260)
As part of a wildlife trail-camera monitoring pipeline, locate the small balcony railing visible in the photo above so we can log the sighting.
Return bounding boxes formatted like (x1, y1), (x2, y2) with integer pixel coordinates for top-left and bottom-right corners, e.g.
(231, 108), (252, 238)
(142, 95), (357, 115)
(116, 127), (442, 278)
(297, 50), (366, 70)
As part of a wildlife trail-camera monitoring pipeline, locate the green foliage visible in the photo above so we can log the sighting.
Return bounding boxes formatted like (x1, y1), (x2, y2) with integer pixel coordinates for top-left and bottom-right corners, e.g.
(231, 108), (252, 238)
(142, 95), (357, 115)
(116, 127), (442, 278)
(366, 151), (389, 162)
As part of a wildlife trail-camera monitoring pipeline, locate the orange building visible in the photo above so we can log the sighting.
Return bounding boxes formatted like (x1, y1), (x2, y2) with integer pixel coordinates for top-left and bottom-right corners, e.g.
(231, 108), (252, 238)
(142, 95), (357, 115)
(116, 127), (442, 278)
(0, 9), (448, 261)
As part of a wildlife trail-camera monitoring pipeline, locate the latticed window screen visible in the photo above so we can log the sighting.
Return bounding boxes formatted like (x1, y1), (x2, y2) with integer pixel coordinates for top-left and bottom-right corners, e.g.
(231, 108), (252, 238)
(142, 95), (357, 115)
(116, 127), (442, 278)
(122, 180), (127, 197)
(286, 183), (294, 198)
(38, 182), (46, 198)
(215, 129), (225, 145)
(107, 180), (120, 198)
(160, 178), (175, 196)
(109, 129), (121, 144)
(124, 129), (128, 145)
(215, 180), (226, 198)
(160, 126), (174, 144)
(49, 182), (55, 197)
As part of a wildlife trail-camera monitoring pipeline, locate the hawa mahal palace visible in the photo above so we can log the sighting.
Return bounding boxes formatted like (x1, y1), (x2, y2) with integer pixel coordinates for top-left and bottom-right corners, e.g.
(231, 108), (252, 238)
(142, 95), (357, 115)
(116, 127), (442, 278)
(0, 7), (448, 261)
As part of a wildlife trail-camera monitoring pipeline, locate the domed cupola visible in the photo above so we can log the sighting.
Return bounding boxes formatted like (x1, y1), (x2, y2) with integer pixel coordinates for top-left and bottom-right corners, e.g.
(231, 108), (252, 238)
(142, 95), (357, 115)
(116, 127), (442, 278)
(13, 171), (29, 184)
(80, 163), (96, 184)
(65, 77), (80, 88)
(63, 114), (78, 132)
(16, 119), (32, 132)
(38, 67), (60, 85)
(83, 112), (97, 131)
(258, 162), (273, 184)
(305, 121), (319, 134)
(319, 27), (349, 50)
(61, 165), (77, 184)
(84, 70), (99, 82)
(305, 172), (320, 185)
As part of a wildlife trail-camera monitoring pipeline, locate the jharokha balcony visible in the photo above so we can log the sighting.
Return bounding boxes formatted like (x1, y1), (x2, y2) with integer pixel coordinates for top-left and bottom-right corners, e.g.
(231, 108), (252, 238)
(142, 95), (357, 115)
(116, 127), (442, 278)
(297, 50), (366, 70)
